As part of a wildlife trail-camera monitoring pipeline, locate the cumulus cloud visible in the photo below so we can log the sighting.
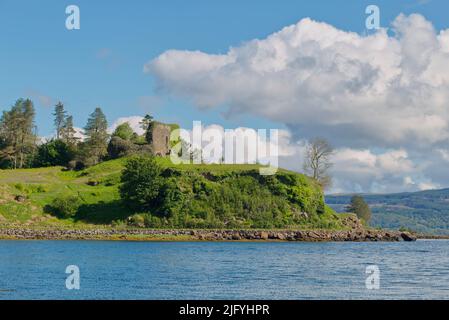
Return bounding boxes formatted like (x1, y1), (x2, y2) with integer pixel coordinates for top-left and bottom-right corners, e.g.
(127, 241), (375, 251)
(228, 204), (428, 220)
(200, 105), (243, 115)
(145, 14), (449, 193)
(330, 148), (433, 193)
(147, 14), (449, 148)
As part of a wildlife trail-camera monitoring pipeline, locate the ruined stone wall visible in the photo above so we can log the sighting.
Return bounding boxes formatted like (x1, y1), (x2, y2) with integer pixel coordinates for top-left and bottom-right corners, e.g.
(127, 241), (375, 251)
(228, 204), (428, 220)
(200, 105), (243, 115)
(151, 124), (171, 156)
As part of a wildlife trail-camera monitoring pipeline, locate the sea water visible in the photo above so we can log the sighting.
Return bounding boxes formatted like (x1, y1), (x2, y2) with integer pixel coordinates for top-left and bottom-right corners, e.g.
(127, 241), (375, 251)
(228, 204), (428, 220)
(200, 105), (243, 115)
(0, 240), (448, 300)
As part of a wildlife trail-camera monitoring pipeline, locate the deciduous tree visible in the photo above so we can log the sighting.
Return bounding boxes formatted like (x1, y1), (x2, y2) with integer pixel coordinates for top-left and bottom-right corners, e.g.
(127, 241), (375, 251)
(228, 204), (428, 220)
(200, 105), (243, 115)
(303, 137), (334, 189)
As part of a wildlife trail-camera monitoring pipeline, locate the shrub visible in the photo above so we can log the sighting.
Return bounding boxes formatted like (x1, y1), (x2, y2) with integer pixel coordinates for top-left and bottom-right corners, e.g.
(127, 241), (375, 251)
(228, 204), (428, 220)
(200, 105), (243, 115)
(50, 195), (82, 218)
(34, 184), (48, 193)
(67, 160), (77, 170)
(111, 219), (128, 228)
(143, 214), (165, 228)
(107, 136), (136, 159)
(33, 140), (75, 167)
(14, 183), (25, 192)
(112, 122), (135, 141)
(127, 213), (146, 228)
(157, 178), (183, 218)
(120, 156), (164, 211)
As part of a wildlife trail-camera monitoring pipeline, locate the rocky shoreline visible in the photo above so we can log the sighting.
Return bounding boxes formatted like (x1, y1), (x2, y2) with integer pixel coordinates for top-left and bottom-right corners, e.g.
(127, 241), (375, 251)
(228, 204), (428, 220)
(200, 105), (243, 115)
(0, 228), (417, 242)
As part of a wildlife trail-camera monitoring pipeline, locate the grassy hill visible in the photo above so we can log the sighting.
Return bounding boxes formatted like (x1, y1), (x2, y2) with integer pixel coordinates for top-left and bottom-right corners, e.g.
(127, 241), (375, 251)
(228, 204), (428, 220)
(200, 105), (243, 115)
(0, 157), (345, 230)
(326, 189), (449, 235)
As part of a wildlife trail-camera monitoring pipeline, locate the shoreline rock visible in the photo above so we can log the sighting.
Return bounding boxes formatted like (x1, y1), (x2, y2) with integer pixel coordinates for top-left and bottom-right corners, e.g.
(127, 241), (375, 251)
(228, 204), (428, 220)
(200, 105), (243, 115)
(0, 228), (417, 242)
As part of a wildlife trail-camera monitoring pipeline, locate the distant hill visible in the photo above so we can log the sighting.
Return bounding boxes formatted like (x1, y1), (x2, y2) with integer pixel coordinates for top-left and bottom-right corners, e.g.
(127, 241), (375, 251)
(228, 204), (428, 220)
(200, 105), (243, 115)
(326, 189), (449, 235)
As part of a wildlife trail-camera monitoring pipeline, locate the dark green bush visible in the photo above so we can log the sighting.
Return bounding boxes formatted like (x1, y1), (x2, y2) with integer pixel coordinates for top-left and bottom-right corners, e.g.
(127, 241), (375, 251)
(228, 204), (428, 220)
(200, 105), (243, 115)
(107, 136), (137, 159)
(50, 195), (82, 218)
(120, 156), (163, 211)
(33, 140), (75, 167)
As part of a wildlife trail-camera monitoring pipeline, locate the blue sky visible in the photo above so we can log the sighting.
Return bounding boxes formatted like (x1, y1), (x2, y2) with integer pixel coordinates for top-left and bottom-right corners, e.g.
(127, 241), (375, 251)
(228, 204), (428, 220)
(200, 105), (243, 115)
(0, 0), (445, 135)
(2, 0), (449, 193)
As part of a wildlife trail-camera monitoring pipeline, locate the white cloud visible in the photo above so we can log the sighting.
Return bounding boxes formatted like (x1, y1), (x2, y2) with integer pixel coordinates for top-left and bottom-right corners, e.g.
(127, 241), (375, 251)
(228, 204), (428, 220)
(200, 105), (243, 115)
(330, 148), (419, 193)
(418, 181), (440, 190)
(147, 14), (449, 147)
(145, 14), (449, 193)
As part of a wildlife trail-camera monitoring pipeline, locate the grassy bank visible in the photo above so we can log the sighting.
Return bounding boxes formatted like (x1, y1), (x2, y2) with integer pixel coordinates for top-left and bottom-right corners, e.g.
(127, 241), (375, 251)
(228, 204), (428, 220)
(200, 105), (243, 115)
(0, 157), (346, 230)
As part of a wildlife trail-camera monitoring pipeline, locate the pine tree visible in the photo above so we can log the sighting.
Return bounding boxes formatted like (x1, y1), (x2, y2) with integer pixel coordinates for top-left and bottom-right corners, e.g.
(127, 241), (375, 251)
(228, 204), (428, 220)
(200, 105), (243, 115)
(19, 99), (37, 168)
(0, 99), (37, 168)
(53, 102), (67, 140)
(83, 107), (109, 165)
(139, 114), (154, 144)
(61, 115), (78, 145)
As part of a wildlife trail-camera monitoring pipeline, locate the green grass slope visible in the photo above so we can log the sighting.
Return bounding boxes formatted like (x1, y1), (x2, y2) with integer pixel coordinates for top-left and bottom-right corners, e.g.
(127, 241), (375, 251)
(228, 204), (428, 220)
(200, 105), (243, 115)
(0, 157), (344, 230)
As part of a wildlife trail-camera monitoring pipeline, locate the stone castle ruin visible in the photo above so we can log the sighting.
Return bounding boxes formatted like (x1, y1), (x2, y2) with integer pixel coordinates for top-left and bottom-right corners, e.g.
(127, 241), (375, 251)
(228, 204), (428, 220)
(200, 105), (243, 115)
(149, 123), (171, 156)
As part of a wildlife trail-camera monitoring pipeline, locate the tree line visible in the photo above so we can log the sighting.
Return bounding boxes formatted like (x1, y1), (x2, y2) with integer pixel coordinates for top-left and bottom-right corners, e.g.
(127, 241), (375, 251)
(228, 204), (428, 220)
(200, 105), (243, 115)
(1, 98), (338, 192)
(0, 99), (157, 170)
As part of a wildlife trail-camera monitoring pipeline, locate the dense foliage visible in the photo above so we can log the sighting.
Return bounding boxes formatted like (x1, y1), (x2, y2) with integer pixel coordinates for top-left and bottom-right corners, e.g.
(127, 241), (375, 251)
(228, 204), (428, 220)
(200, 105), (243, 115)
(33, 140), (75, 167)
(107, 136), (136, 159)
(120, 156), (339, 229)
(111, 123), (135, 141)
(49, 195), (82, 218)
(119, 156), (164, 211)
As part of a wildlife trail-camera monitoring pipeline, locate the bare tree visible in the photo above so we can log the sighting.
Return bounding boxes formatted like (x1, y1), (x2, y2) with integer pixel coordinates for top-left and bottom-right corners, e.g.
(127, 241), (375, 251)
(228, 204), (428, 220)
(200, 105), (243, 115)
(303, 137), (334, 189)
